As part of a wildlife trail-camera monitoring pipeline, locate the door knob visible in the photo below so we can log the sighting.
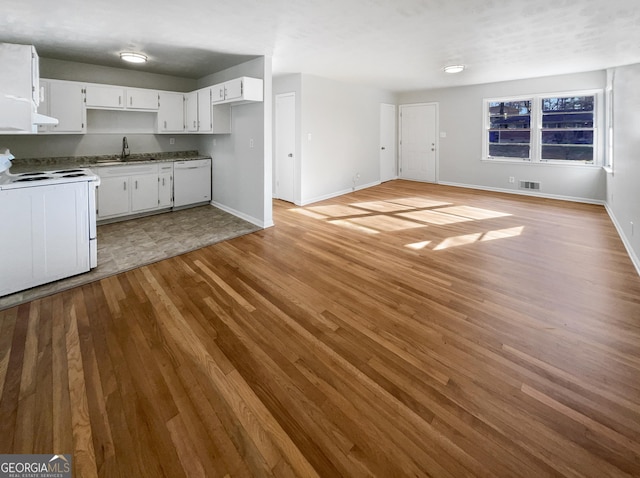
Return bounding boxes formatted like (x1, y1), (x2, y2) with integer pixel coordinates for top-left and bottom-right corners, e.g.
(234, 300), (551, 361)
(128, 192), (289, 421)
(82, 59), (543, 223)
(381, 146), (386, 150)
(288, 153), (293, 157)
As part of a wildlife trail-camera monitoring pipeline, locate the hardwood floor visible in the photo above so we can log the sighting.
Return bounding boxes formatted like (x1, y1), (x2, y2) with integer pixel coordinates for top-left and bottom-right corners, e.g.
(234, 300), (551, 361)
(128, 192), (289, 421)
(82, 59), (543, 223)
(1, 180), (639, 477)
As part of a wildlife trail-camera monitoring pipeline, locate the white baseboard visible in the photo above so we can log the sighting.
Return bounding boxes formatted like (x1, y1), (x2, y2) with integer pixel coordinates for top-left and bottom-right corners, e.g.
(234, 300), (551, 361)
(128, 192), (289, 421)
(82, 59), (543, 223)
(300, 181), (381, 206)
(210, 201), (274, 229)
(605, 204), (640, 277)
(437, 181), (605, 206)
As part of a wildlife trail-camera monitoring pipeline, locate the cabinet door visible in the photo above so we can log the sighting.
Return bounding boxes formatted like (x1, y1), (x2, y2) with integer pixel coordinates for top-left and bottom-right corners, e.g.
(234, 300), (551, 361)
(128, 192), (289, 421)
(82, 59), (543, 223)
(224, 78), (243, 101)
(159, 171), (173, 207)
(49, 81), (86, 133)
(185, 91), (198, 132)
(211, 83), (226, 104)
(157, 92), (184, 132)
(97, 176), (130, 218)
(85, 85), (125, 109)
(131, 173), (160, 212)
(197, 88), (213, 133)
(126, 88), (159, 110)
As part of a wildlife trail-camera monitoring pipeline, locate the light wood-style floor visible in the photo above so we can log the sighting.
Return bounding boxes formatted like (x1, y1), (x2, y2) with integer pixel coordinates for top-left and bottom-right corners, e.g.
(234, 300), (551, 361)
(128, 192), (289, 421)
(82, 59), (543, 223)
(1, 180), (639, 477)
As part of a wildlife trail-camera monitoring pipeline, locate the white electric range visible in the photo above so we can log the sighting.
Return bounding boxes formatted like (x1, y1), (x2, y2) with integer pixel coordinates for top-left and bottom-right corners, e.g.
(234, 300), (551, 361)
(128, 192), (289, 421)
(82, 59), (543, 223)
(0, 166), (100, 296)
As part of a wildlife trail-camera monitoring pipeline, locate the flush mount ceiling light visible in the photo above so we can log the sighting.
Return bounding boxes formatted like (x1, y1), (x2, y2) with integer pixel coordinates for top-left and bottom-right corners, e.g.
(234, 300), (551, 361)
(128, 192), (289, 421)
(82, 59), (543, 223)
(120, 52), (147, 64)
(444, 64), (465, 74)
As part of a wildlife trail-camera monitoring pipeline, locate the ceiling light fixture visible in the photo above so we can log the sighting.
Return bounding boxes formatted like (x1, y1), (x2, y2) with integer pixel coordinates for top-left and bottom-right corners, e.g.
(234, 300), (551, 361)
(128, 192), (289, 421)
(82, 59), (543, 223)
(444, 64), (465, 74)
(120, 52), (147, 64)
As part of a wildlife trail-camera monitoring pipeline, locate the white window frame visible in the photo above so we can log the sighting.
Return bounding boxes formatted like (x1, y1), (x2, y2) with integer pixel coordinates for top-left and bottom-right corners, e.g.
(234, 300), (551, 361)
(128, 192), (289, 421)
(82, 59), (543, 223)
(483, 89), (603, 166)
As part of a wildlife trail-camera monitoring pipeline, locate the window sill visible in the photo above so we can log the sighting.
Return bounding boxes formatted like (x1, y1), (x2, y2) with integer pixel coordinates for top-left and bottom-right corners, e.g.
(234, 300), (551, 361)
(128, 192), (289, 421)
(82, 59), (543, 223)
(481, 158), (600, 169)
(602, 166), (613, 174)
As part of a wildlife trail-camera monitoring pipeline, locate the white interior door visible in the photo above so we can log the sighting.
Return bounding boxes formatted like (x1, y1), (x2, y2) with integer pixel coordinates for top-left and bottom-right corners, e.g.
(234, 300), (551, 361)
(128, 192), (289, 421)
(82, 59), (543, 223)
(275, 93), (296, 203)
(380, 103), (396, 182)
(399, 103), (438, 182)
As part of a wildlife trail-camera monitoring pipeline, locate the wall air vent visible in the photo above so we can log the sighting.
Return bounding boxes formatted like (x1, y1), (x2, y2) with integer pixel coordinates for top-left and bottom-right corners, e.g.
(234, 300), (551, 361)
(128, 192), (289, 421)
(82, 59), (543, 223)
(519, 180), (541, 190)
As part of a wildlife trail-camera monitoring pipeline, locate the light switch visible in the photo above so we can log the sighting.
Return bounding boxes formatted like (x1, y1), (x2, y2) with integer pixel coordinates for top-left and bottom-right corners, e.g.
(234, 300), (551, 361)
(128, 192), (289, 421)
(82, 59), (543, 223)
(439, 132), (447, 138)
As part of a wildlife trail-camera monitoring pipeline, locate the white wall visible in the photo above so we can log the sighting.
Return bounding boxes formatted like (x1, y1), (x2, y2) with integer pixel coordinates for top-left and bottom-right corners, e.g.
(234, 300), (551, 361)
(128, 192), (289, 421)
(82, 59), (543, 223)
(197, 57), (273, 228)
(290, 75), (396, 205)
(606, 63), (640, 273)
(398, 70), (607, 203)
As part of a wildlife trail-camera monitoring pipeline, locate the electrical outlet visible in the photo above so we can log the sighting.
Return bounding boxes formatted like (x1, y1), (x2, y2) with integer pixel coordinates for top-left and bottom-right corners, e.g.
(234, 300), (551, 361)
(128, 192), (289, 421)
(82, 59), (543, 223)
(249, 139), (254, 148)
(508, 176), (515, 184)
(213, 139), (217, 146)
(169, 138), (175, 145)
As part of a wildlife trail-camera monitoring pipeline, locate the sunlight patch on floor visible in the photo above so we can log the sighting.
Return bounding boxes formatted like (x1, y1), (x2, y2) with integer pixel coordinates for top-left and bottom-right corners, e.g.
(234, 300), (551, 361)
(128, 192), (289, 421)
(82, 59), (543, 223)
(435, 206), (512, 220)
(307, 205), (370, 217)
(398, 210), (472, 225)
(405, 240), (432, 250)
(350, 201), (415, 213)
(348, 215), (427, 232)
(433, 226), (525, 250)
(328, 219), (380, 235)
(387, 197), (452, 208)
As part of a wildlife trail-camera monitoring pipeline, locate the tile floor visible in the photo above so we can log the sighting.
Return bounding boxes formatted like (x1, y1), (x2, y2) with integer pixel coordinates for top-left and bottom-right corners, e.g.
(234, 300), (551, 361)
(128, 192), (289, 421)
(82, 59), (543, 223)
(0, 205), (261, 310)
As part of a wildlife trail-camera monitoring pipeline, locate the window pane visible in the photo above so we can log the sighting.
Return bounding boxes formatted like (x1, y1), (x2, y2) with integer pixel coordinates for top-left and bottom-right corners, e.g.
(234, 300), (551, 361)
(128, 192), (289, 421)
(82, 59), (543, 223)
(490, 130), (530, 144)
(489, 144), (530, 159)
(542, 113), (593, 128)
(542, 130), (593, 145)
(542, 145), (593, 162)
(489, 101), (531, 115)
(490, 115), (530, 129)
(542, 96), (594, 112)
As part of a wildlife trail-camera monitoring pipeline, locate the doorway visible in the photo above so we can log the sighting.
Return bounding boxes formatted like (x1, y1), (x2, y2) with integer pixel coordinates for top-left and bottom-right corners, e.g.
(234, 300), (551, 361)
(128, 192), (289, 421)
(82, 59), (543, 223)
(399, 103), (438, 182)
(274, 92), (296, 203)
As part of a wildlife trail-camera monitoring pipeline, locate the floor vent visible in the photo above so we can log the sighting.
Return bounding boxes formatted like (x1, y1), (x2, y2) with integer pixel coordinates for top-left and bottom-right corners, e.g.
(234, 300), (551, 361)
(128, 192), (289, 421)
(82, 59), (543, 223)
(519, 180), (541, 191)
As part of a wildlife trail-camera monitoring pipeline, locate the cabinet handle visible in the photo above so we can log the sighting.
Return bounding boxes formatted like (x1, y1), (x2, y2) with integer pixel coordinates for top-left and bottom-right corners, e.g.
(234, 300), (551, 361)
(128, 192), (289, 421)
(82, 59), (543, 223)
(130, 96), (133, 106)
(123, 181), (127, 191)
(193, 120), (196, 128)
(162, 178), (165, 186)
(119, 95), (122, 106)
(135, 180), (138, 189)
(164, 120), (167, 129)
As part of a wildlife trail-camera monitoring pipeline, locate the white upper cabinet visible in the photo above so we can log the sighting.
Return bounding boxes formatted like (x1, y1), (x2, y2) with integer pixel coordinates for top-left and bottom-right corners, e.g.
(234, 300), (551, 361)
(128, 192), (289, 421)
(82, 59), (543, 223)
(85, 84), (125, 109)
(157, 91), (185, 133)
(125, 87), (159, 110)
(211, 77), (263, 105)
(185, 91), (199, 133)
(38, 79), (86, 134)
(197, 88), (213, 133)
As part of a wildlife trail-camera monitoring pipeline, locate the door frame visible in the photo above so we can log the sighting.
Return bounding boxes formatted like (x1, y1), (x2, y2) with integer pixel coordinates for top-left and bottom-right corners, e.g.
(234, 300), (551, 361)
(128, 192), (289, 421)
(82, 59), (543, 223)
(398, 102), (439, 183)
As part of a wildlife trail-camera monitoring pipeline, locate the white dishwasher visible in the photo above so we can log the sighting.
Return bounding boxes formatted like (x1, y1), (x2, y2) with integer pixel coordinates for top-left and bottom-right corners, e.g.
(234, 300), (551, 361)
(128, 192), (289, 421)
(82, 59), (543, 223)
(173, 158), (211, 208)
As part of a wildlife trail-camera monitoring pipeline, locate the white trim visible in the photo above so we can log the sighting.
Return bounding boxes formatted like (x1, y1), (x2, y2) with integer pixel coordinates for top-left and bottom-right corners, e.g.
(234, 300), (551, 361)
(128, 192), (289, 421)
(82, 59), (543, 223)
(437, 180), (605, 205)
(605, 204), (640, 277)
(300, 180), (381, 206)
(210, 200), (274, 229)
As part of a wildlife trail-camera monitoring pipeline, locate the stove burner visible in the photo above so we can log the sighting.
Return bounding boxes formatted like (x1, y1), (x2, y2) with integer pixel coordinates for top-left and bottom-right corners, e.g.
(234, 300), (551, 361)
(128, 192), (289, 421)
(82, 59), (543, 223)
(18, 172), (47, 177)
(61, 173), (88, 178)
(14, 176), (54, 182)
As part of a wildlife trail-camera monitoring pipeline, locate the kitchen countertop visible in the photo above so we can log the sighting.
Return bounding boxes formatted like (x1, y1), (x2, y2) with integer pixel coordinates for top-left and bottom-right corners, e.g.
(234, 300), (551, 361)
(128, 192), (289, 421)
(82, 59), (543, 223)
(8, 150), (211, 174)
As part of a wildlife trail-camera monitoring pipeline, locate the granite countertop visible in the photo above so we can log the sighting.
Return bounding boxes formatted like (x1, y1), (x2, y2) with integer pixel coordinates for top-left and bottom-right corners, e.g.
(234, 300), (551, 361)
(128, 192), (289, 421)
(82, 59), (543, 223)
(9, 150), (211, 174)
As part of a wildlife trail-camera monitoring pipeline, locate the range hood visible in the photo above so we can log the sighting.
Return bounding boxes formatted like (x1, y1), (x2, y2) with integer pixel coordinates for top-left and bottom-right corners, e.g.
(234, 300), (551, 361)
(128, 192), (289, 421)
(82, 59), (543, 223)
(33, 111), (59, 125)
(0, 94), (58, 133)
(0, 43), (59, 133)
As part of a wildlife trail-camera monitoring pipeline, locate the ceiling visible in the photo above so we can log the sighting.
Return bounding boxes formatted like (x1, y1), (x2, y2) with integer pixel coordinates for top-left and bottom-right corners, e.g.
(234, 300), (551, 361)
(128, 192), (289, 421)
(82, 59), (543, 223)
(2, 0), (639, 92)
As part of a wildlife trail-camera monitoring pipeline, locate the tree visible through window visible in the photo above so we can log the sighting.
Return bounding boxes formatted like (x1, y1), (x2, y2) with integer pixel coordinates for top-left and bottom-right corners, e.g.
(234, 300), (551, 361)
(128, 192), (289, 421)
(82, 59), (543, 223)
(541, 96), (594, 162)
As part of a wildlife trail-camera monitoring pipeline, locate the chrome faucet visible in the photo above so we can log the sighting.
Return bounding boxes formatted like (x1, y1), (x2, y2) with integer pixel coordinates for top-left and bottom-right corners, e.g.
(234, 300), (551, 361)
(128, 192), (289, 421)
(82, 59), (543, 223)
(121, 136), (130, 160)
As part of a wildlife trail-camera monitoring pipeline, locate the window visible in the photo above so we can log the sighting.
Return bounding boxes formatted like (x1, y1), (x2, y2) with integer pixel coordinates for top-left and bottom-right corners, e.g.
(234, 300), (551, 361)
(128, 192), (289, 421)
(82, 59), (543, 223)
(484, 91), (600, 165)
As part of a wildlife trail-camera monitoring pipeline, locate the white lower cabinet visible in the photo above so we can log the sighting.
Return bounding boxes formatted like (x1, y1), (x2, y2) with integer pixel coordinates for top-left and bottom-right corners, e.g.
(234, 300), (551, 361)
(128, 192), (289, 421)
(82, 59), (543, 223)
(158, 164), (173, 208)
(97, 163), (170, 220)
